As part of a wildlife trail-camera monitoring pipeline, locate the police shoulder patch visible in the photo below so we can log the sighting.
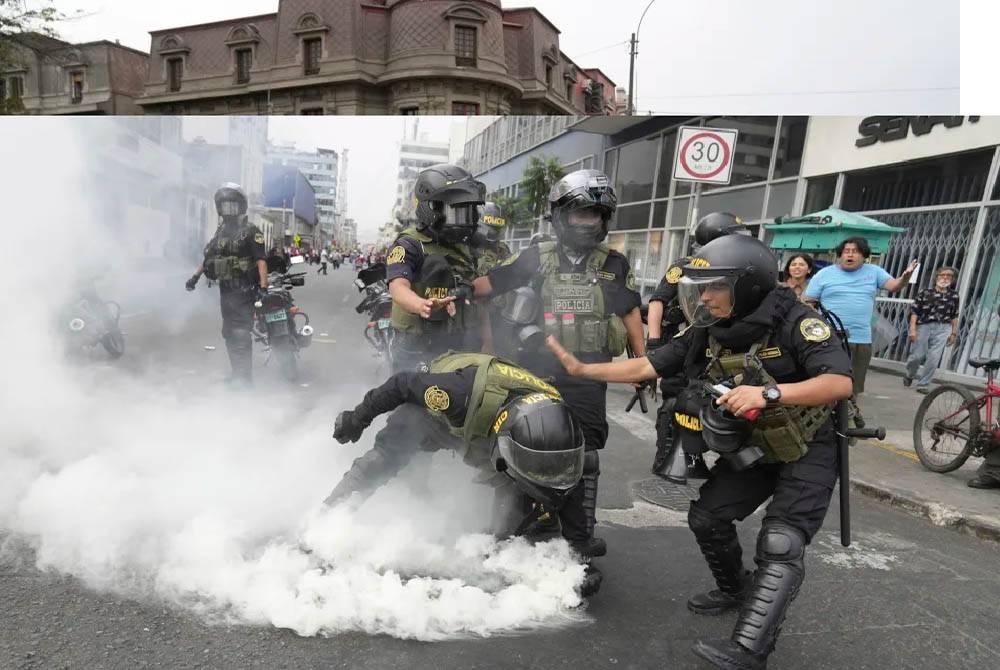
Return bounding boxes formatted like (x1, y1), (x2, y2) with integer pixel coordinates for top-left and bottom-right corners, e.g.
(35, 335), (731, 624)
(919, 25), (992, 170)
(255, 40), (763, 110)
(799, 317), (831, 342)
(253, 233), (265, 244)
(424, 385), (450, 411)
(625, 269), (636, 291)
(387, 245), (406, 264)
(665, 266), (683, 284)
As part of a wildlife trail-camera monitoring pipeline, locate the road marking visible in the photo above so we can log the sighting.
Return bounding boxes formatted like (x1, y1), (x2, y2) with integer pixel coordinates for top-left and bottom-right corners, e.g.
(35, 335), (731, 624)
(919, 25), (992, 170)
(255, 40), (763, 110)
(605, 406), (657, 443)
(867, 439), (919, 462)
(597, 501), (687, 528)
(312, 338), (337, 344)
(120, 311), (149, 319)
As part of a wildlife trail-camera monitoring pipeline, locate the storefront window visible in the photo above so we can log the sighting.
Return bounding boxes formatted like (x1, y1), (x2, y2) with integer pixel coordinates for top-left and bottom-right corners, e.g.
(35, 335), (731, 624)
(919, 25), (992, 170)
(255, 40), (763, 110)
(614, 135), (658, 203)
(606, 231), (649, 277)
(663, 229), (687, 267)
(773, 116), (807, 179)
(655, 130), (678, 199)
(699, 185), (766, 222)
(703, 116), (776, 191)
(670, 196), (691, 228)
(610, 202), (650, 231)
(652, 200), (669, 230)
(804, 175), (837, 212)
(643, 230), (664, 281)
(842, 148), (994, 211)
(766, 181), (797, 219)
(604, 147), (619, 185)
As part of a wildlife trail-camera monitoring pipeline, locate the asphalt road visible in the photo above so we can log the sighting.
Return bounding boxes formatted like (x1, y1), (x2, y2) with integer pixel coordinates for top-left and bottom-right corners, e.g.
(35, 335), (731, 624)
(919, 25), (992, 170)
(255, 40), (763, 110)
(3, 263), (999, 670)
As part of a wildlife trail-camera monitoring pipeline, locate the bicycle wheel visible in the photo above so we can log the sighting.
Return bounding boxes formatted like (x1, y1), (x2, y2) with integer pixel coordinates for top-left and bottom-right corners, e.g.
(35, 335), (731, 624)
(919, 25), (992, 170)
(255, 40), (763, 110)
(912, 384), (979, 473)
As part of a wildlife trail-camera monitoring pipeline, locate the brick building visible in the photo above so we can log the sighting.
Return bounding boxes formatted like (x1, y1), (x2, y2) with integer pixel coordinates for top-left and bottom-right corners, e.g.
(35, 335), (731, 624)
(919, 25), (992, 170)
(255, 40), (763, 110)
(138, 0), (619, 116)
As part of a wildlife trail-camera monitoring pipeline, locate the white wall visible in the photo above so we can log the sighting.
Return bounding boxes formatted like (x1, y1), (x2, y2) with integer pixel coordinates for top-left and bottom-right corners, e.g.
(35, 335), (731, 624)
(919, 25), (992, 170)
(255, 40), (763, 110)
(801, 116), (1000, 177)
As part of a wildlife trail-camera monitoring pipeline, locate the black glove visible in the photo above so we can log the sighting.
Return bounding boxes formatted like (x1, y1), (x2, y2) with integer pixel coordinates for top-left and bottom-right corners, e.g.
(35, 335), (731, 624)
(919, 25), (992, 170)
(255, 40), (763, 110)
(185, 275), (199, 291)
(333, 410), (367, 444)
(646, 337), (665, 352)
(448, 282), (474, 303)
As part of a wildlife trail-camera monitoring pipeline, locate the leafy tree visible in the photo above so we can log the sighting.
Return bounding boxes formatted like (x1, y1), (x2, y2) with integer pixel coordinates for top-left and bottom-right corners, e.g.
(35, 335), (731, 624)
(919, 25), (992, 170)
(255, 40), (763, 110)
(491, 192), (531, 228)
(521, 155), (565, 218)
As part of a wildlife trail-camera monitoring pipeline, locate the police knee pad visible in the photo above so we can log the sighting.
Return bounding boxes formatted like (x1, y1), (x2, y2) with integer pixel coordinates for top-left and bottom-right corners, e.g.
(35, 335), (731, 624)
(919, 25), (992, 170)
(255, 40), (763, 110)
(756, 520), (806, 563)
(583, 450), (600, 476)
(687, 503), (731, 538)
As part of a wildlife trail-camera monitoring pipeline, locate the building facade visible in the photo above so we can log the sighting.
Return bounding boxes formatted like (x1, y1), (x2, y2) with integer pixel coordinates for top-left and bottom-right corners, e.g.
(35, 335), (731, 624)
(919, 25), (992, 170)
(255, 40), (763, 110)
(263, 163), (319, 247)
(137, 0), (618, 116)
(392, 119), (451, 224)
(266, 142), (340, 244)
(465, 115), (1000, 381)
(1, 35), (148, 115)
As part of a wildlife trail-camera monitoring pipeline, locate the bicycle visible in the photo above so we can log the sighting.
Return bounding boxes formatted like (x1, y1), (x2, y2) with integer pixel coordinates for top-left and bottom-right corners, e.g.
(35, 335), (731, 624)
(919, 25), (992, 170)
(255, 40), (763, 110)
(912, 357), (1000, 472)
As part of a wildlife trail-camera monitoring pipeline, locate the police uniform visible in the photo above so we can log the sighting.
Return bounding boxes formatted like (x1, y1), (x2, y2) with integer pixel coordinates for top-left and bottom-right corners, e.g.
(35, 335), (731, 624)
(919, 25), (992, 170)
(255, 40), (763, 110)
(201, 221), (266, 381)
(648, 286), (852, 665)
(486, 240), (640, 544)
(324, 352), (563, 518)
(385, 228), (479, 372)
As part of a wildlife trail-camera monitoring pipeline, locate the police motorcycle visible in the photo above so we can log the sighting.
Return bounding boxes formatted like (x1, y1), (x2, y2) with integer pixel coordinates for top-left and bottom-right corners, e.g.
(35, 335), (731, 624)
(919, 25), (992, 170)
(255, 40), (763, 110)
(251, 255), (313, 382)
(353, 262), (395, 371)
(63, 281), (125, 359)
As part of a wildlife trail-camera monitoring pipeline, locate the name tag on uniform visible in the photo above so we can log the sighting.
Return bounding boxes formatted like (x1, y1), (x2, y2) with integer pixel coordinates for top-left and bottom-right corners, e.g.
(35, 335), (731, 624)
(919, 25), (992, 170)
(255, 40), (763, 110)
(597, 270), (616, 281)
(758, 347), (783, 359)
(555, 298), (594, 313)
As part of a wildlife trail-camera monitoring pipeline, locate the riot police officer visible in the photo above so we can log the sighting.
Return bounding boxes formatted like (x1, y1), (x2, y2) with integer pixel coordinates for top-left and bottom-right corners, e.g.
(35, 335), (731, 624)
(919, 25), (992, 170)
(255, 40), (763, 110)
(470, 201), (514, 357)
(186, 183), (268, 386)
(546, 234), (854, 669)
(325, 351), (601, 595)
(647, 212), (747, 482)
(472, 169), (645, 572)
(385, 163), (485, 372)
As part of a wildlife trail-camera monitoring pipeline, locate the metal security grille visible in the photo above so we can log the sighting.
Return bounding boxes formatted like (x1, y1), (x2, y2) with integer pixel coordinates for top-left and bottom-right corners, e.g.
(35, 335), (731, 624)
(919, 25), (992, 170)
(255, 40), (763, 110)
(303, 38), (321, 75)
(235, 49), (252, 84)
(954, 206), (1000, 375)
(455, 26), (477, 67)
(870, 208), (979, 365)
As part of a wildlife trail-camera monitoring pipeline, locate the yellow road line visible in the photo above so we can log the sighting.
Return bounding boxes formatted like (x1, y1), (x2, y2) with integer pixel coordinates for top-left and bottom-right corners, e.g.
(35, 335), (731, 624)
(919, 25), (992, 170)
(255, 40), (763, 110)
(866, 439), (919, 462)
(311, 338), (337, 344)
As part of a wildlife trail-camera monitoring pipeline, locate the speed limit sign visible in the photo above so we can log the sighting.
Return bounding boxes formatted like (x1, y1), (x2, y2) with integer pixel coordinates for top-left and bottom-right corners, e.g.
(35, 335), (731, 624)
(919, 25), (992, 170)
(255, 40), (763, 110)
(673, 126), (739, 184)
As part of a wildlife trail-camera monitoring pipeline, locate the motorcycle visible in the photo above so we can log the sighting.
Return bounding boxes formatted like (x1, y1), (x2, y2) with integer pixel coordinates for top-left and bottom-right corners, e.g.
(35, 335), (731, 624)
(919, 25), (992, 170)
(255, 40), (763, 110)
(252, 267), (313, 382)
(63, 284), (125, 358)
(354, 262), (394, 372)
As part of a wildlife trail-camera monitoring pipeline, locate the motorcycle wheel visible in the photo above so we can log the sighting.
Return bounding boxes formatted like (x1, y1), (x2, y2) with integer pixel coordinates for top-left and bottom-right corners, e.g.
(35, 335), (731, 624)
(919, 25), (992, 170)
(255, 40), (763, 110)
(273, 341), (299, 382)
(101, 329), (126, 358)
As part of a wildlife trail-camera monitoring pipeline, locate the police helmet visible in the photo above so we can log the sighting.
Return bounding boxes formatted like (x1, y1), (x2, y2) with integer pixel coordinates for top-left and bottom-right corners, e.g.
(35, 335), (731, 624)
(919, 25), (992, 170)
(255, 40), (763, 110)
(413, 164), (486, 244)
(491, 392), (585, 510)
(471, 201), (507, 248)
(699, 401), (753, 454)
(548, 169), (617, 253)
(677, 235), (779, 327)
(693, 212), (746, 248)
(215, 182), (248, 218)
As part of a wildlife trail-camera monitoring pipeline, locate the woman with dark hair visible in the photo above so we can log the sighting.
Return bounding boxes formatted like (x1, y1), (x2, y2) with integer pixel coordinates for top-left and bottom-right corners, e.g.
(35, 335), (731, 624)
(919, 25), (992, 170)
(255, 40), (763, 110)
(781, 253), (814, 299)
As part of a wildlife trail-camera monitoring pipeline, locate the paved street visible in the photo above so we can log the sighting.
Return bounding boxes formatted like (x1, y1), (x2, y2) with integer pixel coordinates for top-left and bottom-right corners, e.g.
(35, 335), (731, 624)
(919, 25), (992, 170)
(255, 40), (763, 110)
(3, 264), (1000, 670)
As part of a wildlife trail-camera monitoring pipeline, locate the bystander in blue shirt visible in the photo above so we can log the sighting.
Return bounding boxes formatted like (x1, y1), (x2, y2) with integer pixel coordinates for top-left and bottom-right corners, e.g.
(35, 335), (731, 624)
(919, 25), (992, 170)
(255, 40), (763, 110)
(804, 263), (891, 344)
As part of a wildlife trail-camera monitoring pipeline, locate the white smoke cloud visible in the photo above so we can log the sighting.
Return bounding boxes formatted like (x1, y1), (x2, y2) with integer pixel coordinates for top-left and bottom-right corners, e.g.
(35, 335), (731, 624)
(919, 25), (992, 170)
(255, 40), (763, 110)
(0, 117), (589, 641)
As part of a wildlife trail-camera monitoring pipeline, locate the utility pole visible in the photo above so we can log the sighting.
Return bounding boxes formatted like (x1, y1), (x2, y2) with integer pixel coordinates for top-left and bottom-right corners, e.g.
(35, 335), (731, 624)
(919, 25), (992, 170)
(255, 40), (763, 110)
(628, 0), (658, 117)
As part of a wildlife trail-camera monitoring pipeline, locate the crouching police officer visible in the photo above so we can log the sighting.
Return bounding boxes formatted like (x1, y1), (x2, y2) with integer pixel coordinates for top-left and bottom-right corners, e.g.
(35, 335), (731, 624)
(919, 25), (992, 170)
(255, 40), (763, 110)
(186, 183), (268, 386)
(546, 234), (854, 669)
(473, 169), (645, 569)
(324, 350), (603, 595)
(648, 212), (748, 483)
(386, 164), (484, 371)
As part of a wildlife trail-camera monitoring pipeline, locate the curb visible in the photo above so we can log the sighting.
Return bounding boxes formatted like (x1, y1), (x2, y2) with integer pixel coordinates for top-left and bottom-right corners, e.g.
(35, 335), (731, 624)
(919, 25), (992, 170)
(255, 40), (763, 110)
(849, 476), (1000, 545)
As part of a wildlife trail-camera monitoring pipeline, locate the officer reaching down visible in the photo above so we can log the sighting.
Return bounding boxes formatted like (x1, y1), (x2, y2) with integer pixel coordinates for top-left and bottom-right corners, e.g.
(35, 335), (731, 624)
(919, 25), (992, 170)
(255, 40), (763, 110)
(545, 234), (854, 670)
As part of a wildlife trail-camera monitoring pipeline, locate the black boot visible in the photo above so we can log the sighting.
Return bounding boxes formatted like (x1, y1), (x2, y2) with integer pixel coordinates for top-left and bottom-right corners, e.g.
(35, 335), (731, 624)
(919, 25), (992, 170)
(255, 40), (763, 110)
(692, 521), (806, 669)
(687, 505), (751, 615)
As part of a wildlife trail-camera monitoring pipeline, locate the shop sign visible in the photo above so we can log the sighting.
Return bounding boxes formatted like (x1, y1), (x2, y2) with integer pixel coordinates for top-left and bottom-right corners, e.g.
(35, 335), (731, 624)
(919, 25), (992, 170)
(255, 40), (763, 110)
(855, 116), (981, 148)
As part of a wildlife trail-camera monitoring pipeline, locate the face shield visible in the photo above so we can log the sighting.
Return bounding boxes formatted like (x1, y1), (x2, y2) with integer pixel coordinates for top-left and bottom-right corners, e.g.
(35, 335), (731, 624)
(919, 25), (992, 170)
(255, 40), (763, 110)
(438, 202), (479, 243)
(495, 433), (585, 492)
(218, 200), (243, 217)
(556, 206), (607, 252)
(678, 275), (736, 327)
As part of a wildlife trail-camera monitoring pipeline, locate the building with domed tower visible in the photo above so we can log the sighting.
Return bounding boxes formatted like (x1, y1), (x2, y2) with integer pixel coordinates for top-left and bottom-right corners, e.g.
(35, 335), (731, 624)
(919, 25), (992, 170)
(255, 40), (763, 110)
(137, 0), (620, 116)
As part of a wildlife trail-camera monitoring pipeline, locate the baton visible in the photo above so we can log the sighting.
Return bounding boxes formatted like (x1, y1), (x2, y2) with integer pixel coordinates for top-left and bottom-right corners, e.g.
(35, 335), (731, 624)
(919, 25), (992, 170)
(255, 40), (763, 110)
(835, 398), (887, 547)
(624, 342), (649, 413)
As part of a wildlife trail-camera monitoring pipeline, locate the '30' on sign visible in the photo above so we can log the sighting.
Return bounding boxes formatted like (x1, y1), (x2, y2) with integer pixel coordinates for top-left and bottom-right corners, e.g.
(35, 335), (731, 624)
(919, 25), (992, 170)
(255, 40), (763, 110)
(672, 126), (739, 185)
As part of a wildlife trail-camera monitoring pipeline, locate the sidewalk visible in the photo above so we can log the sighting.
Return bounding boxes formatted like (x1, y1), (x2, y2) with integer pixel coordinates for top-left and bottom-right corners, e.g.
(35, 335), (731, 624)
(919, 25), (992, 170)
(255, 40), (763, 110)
(850, 368), (1000, 544)
(607, 368), (1000, 545)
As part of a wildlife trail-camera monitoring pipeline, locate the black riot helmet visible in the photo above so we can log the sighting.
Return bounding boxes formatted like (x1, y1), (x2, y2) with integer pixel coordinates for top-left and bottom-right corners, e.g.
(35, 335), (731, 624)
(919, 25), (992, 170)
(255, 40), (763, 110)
(693, 212), (747, 248)
(491, 393), (585, 510)
(677, 234), (779, 327)
(214, 182), (248, 219)
(413, 164), (486, 244)
(699, 400), (765, 470)
(548, 169), (617, 253)
(471, 201), (507, 248)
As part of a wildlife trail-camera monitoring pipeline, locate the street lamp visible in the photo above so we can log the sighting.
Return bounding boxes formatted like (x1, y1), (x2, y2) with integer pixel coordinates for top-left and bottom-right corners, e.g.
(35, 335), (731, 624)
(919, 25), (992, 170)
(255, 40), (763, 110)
(627, 0), (658, 116)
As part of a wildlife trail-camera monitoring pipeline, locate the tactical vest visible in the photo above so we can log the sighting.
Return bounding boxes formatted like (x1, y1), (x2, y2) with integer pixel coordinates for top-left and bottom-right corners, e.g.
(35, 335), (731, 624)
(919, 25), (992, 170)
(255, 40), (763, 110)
(536, 241), (627, 356)
(476, 242), (511, 276)
(203, 224), (255, 283)
(430, 351), (562, 468)
(705, 335), (833, 463)
(389, 228), (477, 335)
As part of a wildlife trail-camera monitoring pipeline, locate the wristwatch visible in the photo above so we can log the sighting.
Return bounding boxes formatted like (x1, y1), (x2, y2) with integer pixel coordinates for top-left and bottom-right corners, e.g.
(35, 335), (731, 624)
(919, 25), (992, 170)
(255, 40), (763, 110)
(762, 383), (782, 406)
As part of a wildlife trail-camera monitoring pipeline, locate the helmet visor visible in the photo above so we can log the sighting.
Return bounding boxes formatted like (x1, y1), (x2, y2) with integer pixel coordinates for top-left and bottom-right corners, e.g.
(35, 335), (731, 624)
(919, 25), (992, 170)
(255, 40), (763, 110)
(444, 203), (480, 227)
(495, 434), (585, 490)
(218, 200), (243, 217)
(678, 275), (737, 327)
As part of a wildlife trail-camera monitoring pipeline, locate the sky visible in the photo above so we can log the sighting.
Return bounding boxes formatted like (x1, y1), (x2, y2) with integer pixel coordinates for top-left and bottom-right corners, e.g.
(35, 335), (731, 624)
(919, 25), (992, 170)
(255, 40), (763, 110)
(52, 0), (959, 112)
(184, 116), (463, 240)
